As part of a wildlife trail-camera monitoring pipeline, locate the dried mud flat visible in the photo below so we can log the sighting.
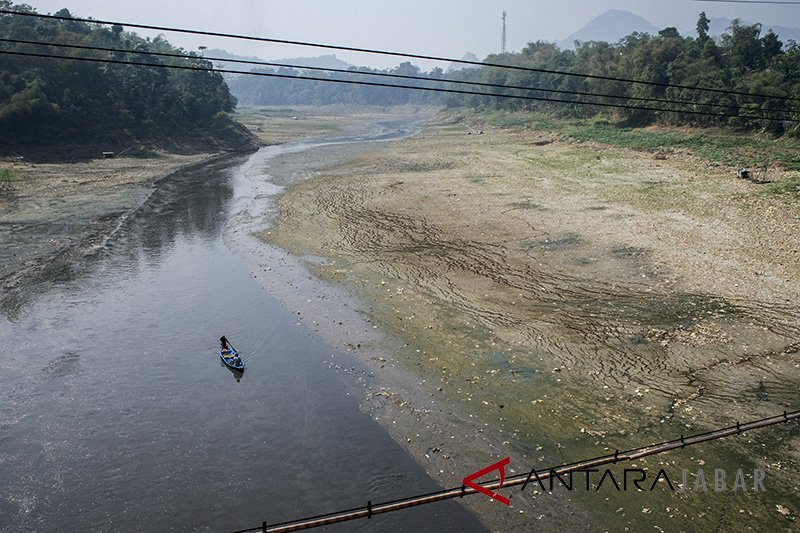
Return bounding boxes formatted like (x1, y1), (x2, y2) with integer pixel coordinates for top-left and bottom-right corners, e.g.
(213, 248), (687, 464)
(265, 117), (800, 530)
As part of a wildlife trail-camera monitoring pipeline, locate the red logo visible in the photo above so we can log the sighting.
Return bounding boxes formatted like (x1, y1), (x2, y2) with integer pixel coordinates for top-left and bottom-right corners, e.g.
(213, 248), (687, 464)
(462, 457), (511, 505)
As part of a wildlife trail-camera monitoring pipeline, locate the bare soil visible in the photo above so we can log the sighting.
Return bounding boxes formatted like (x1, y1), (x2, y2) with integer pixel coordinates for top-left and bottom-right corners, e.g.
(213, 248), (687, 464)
(264, 115), (800, 530)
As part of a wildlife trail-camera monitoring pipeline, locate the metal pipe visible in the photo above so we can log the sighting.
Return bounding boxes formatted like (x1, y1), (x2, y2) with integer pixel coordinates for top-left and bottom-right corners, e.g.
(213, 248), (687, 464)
(231, 410), (799, 533)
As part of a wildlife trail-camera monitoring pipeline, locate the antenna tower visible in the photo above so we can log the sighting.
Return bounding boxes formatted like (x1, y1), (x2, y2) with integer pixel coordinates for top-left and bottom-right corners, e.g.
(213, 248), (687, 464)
(501, 11), (507, 54)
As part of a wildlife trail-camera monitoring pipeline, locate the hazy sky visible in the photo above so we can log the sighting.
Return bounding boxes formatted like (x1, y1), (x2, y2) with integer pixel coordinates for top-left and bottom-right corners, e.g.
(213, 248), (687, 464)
(18, 1), (800, 69)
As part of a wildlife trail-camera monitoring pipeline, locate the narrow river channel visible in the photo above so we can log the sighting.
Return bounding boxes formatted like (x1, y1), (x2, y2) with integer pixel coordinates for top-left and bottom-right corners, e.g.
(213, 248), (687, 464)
(0, 119), (486, 532)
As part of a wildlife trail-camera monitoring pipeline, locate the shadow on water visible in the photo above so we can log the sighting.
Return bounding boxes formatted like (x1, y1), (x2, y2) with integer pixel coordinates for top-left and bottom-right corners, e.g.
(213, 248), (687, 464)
(118, 155), (245, 253)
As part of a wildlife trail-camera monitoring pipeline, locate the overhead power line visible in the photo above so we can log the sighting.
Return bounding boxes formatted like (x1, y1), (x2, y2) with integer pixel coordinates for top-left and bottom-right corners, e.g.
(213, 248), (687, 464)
(1, 8), (799, 104)
(1, 48), (796, 123)
(3, 37), (795, 116)
(229, 410), (799, 532)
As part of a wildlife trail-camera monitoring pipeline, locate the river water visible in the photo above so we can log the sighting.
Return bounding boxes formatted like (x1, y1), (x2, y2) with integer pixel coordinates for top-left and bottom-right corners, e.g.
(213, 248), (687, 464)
(0, 120), (485, 532)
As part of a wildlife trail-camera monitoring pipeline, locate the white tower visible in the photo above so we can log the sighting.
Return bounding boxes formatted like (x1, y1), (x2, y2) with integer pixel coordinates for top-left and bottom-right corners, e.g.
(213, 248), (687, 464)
(501, 11), (507, 54)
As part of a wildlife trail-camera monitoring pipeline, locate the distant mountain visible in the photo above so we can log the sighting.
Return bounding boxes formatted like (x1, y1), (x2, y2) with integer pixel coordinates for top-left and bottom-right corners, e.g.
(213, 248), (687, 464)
(554, 10), (800, 52)
(204, 50), (356, 72)
(203, 48), (268, 72)
(558, 10), (659, 49)
(446, 52), (482, 73)
(267, 54), (356, 70)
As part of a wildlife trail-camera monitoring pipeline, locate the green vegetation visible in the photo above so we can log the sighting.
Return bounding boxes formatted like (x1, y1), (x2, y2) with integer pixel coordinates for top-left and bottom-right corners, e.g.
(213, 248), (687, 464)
(0, 2), (256, 156)
(763, 176), (800, 199)
(229, 61), (443, 107)
(455, 14), (800, 136)
(4, 2), (797, 157)
(562, 124), (800, 170)
(0, 167), (18, 186)
(482, 109), (800, 170)
(232, 12), (799, 140)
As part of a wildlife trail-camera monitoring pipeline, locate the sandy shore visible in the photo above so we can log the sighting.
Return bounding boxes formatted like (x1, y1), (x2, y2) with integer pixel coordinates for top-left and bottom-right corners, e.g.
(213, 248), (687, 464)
(262, 114), (800, 530)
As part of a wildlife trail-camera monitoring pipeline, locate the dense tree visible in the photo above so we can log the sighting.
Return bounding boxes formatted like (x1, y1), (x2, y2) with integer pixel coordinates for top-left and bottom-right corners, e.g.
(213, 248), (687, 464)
(228, 61), (446, 107)
(697, 12), (711, 44)
(0, 2), (252, 153)
(721, 19), (766, 72)
(448, 12), (798, 133)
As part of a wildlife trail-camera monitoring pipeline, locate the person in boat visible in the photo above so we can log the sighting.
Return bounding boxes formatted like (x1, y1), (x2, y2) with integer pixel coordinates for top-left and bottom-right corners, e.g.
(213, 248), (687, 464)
(220, 335), (229, 351)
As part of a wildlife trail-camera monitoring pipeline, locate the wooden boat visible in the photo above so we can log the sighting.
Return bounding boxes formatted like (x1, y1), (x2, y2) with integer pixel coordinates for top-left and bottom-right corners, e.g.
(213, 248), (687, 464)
(219, 343), (245, 372)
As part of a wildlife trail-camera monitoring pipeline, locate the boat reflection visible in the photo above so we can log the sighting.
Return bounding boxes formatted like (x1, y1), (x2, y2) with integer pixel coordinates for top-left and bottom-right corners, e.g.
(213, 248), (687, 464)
(220, 361), (244, 382)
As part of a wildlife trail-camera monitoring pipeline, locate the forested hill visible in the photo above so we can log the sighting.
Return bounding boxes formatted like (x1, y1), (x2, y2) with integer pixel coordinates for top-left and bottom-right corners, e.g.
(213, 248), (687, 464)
(0, 3), (258, 159)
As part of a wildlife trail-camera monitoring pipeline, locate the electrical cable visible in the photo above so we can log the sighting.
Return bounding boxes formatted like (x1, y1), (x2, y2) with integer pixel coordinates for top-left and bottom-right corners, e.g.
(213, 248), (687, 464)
(1, 48), (795, 122)
(2, 36), (795, 116)
(693, 1), (800, 4)
(1, 8), (798, 104)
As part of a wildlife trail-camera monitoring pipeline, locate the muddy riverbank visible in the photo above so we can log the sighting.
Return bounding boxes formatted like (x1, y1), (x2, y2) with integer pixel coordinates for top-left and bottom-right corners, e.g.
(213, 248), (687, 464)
(262, 114), (800, 530)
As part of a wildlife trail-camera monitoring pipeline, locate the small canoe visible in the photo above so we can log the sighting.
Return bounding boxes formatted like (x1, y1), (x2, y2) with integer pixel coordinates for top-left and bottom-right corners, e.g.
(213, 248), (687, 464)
(220, 344), (245, 372)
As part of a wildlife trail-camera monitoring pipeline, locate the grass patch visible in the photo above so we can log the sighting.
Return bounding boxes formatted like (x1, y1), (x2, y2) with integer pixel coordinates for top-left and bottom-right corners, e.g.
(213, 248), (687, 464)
(762, 177), (800, 199)
(478, 110), (800, 170)
(562, 123), (800, 169)
(0, 168), (21, 187)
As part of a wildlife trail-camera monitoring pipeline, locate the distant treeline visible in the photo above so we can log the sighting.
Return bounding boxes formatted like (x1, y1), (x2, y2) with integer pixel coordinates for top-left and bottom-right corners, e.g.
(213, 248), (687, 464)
(0, 2), (255, 155)
(231, 13), (799, 134)
(229, 62), (447, 107)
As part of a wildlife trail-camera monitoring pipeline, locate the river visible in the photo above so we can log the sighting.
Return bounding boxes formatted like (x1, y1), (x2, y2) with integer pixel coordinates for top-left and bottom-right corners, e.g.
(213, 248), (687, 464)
(0, 118), (486, 532)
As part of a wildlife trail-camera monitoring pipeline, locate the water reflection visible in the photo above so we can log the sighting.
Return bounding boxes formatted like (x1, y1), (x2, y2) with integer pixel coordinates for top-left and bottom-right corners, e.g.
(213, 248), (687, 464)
(222, 364), (245, 382)
(0, 154), (245, 317)
(109, 155), (245, 265)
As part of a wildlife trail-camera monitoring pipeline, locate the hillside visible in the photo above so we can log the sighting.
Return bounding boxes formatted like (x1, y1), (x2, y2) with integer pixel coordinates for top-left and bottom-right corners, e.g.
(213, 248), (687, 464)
(227, 61), (443, 107)
(468, 12), (800, 135)
(0, 4), (258, 160)
(707, 17), (800, 44)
